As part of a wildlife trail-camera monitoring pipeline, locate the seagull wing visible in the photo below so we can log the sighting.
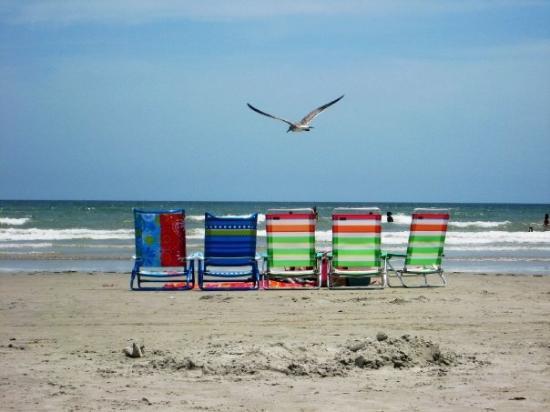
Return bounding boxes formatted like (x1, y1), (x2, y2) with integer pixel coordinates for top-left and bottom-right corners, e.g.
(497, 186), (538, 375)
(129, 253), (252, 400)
(299, 94), (344, 125)
(247, 103), (295, 127)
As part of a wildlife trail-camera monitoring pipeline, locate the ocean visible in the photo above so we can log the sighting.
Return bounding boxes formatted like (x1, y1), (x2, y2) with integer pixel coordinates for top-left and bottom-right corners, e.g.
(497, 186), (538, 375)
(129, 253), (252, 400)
(1, 200), (549, 274)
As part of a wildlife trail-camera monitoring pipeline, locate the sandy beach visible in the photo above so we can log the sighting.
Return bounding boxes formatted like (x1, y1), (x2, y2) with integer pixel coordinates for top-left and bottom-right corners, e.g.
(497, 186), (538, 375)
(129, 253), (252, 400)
(1, 272), (549, 411)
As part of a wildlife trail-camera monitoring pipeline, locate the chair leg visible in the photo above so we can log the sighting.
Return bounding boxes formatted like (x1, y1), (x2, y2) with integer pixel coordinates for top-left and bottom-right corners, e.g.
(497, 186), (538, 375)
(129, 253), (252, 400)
(198, 270), (204, 290)
(130, 271), (137, 290)
(386, 272), (394, 287)
(395, 271), (447, 288)
(396, 271), (407, 287)
(385, 261), (400, 288)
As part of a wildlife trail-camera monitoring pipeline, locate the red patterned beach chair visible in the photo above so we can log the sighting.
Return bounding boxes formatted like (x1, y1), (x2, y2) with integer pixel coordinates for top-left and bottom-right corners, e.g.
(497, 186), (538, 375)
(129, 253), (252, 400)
(130, 209), (194, 291)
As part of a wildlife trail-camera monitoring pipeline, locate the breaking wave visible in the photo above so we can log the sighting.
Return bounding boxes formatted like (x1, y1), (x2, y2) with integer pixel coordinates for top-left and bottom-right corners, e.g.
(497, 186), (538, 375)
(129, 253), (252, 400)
(0, 217), (31, 226)
(386, 214), (510, 228)
(0, 228), (133, 241)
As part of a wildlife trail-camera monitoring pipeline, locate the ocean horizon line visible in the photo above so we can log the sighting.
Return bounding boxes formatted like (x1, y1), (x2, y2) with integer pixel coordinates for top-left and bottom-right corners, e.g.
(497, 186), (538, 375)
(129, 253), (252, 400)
(2, 199), (549, 206)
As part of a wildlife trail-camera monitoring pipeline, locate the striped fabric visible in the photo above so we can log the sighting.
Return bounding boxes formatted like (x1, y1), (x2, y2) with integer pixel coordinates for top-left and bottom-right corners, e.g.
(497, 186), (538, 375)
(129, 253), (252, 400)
(405, 208), (450, 270)
(204, 213), (258, 265)
(332, 207), (382, 271)
(134, 209), (186, 267)
(266, 208), (316, 270)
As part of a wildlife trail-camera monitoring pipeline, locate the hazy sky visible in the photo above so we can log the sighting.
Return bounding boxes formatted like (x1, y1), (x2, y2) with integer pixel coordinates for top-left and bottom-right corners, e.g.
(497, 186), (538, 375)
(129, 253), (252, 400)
(1, 1), (549, 203)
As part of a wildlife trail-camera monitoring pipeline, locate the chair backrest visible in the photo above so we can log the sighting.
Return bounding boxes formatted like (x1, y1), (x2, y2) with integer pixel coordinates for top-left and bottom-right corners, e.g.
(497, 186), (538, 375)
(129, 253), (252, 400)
(332, 207), (382, 270)
(405, 208), (450, 269)
(266, 208), (317, 270)
(134, 209), (186, 267)
(204, 213), (258, 265)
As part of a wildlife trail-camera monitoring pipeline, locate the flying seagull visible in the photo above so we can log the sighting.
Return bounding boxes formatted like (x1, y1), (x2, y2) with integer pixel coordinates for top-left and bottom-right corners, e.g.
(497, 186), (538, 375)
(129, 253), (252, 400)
(247, 94), (344, 132)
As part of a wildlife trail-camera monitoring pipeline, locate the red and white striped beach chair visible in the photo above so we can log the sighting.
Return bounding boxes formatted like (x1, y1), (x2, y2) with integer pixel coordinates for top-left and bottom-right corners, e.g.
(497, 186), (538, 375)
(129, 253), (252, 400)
(328, 207), (386, 289)
(263, 208), (322, 289)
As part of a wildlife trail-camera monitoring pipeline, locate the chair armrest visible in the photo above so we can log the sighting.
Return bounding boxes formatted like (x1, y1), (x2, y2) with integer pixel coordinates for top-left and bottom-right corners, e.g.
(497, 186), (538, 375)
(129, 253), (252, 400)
(255, 254), (264, 265)
(381, 252), (407, 259)
(257, 252), (268, 267)
(191, 252), (204, 273)
(191, 252), (204, 260)
(255, 254), (267, 273)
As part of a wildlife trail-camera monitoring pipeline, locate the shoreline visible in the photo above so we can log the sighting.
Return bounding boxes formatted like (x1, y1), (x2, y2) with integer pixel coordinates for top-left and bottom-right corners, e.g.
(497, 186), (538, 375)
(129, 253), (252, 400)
(2, 271), (550, 410)
(0, 258), (550, 277)
(1, 248), (550, 276)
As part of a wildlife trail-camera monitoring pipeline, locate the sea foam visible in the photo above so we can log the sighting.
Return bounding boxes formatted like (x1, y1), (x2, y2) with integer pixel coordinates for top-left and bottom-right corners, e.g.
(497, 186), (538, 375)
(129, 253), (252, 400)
(189, 229), (550, 249)
(449, 220), (510, 228)
(3, 227), (548, 247)
(0, 242), (53, 249)
(387, 213), (509, 228)
(0, 228), (133, 241)
(0, 217), (31, 226)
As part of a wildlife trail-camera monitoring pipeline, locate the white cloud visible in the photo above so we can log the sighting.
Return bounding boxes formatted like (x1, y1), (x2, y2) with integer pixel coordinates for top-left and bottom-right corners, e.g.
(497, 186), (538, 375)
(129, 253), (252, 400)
(1, 0), (548, 25)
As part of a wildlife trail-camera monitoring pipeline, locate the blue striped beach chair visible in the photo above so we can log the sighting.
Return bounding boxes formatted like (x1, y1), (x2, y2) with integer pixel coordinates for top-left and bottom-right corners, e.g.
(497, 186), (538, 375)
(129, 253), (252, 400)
(263, 208), (322, 289)
(383, 208), (450, 287)
(328, 207), (386, 289)
(131, 209), (194, 291)
(197, 213), (260, 290)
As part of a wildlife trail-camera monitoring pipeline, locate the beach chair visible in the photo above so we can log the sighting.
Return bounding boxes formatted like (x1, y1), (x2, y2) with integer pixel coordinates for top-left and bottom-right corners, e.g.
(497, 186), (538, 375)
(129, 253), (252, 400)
(263, 208), (322, 289)
(383, 208), (450, 287)
(131, 209), (194, 291)
(197, 213), (260, 290)
(327, 207), (386, 289)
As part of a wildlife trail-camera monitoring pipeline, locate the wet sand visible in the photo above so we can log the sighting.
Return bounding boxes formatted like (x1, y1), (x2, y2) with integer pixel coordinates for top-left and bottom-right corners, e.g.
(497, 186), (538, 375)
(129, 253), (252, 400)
(1, 272), (549, 411)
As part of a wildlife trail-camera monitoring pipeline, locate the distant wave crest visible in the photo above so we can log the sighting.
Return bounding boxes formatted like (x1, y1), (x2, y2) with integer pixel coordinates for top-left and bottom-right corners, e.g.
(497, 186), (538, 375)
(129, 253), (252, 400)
(387, 213), (509, 228)
(449, 220), (510, 228)
(380, 230), (550, 246)
(388, 213), (411, 225)
(0, 242), (53, 249)
(0, 217), (31, 226)
(0, 228), (133, 241)
(287, 229), (550, 247)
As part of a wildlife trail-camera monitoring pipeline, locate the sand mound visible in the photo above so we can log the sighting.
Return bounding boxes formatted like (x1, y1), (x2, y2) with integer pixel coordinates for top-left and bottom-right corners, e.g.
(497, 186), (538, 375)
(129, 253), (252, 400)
(339, 334), (458, 370)
(137, 334), (463, 377)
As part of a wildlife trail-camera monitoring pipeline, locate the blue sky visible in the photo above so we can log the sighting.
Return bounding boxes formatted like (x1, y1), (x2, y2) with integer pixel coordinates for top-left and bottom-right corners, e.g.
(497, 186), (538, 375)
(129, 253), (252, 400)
(1, 1), (549, 203)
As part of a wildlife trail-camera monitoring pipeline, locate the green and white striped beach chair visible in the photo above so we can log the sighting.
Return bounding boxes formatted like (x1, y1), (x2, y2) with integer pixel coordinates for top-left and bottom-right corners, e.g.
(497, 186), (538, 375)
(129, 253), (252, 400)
(328, 207), (386, 289)
(384, 208), (450, 287)
(263, 208), (322, 289)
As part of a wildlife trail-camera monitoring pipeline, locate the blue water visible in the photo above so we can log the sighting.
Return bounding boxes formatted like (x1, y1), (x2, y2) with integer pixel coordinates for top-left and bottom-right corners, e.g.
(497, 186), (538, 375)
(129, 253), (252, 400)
(1, 200), (549, 274)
